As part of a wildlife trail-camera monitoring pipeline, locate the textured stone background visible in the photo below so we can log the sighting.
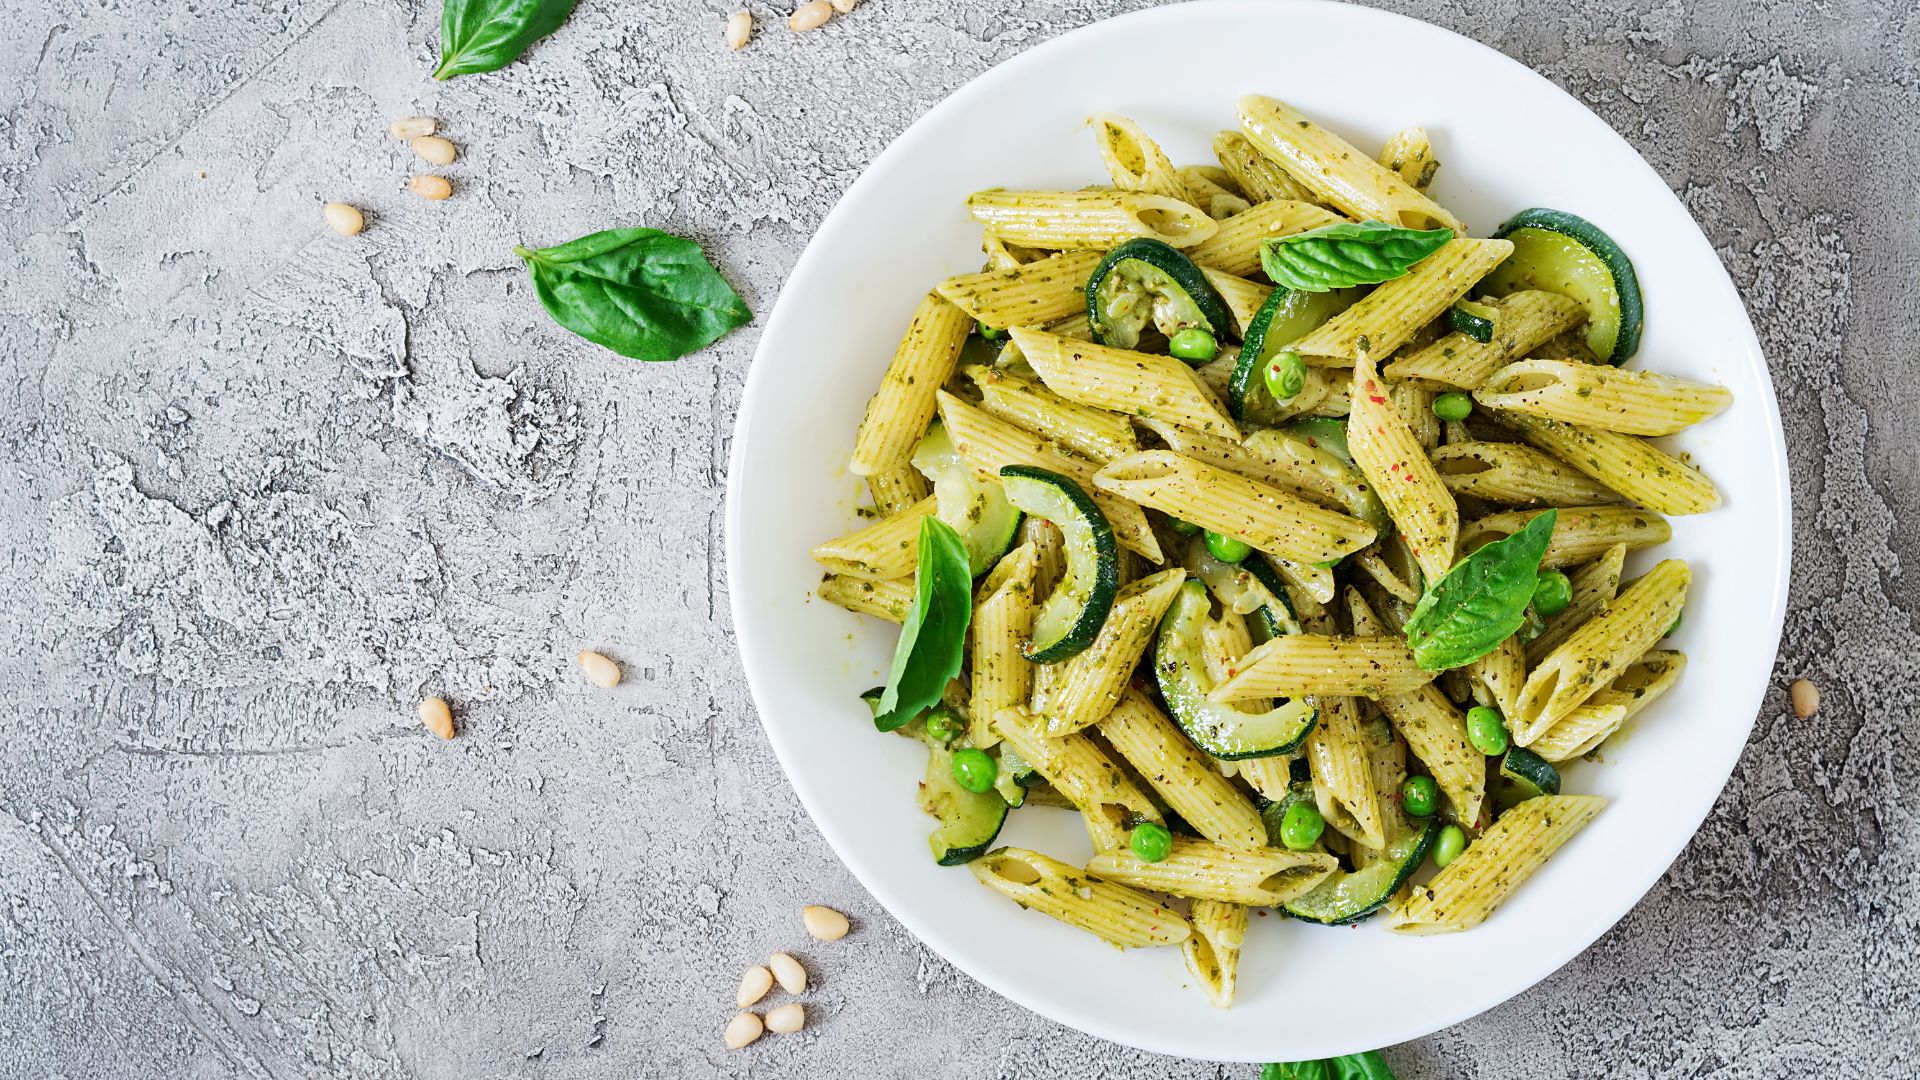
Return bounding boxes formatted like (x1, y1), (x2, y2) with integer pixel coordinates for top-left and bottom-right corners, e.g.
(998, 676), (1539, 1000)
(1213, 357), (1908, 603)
(1, 0), (1914, 1076)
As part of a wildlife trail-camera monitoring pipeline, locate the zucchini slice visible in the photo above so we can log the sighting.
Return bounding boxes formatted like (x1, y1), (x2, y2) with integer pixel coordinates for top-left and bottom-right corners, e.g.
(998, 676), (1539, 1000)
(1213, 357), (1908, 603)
(1085, 237), (1234, 354)
(911, 423), (1023, 577)
(1181, 537), (1299, 640)
(1447, 298), (1498, 344)
(919, 741), (1010, 865)
(991, 744), (1036, 808)
(1153, 579), (1316, 759)
(1283, 816), (1438, 925)
(1227, 286), (1363, 423)
(998, 466), (1119, 663)
(1484, 208), (1644, 364)
(1494, 746), (1561, 812)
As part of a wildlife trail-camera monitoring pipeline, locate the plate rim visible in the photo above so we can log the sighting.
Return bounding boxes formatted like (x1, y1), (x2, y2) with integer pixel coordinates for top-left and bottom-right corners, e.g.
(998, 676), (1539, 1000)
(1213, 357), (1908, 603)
(724, 0), (1792, 1059)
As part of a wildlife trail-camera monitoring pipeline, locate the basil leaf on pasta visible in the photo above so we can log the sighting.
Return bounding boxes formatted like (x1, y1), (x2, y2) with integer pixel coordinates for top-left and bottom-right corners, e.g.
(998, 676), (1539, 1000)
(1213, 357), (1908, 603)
(874, 518), (974, 731)
(1404, 509), (1557, 671)
(1259, 221), (1453, 292)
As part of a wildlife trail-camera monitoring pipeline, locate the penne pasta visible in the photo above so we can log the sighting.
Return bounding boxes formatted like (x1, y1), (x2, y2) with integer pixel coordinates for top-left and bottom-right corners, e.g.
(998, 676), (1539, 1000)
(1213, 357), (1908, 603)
(1086, 836), (1336, 906)
(848, 292), (973, 476)
(1099, 688), (1269, 849)
(1388, 796), (1606, 933)
(1528, 650), (1687, 760)
(1514, 560), (1689, 742)
(971, 847), (1192, 947)
(1348, 352), (1459, 585)
(817, 574), (914, 622)
(1213, 130), (1320, 204)
(1012, 328), (1241, 439)
(1382, 291), (1585, 388)
(1089, 113), (1189, 200)
(1306, 692), (1386, 850)
(1183, 899), (1248, 1009)
(1492, 408), (1722, 516)
(1526, 543), (1627, 664)
(1459, 506), (1670, 569)
(1237, 94), (1463, 232)
(1198, 267), (1275, 336)
(865, 460), (932, 516)
(1178, 165), (1253, 219)
(809, 496), (937, 580)
(1094, 451), (1378, 567)
(1288, 238), (1513, 364)
(1432, 441), (1624, 507)
(965, 365), (1140, 464)
(1347, 589), (1484, 825)
(1186, 199), (1344, 277)
(1209, 633), (1435, 702)
(1475, 359), (1733, 436)
(993, 705), (1163, 832)
(967, 188), (1217, 250)
(970, 544), (1038, 747)
(1377, 126), (1439, 191)
(935, 250), (1105, 330)
(1041, 570), (1185, 736)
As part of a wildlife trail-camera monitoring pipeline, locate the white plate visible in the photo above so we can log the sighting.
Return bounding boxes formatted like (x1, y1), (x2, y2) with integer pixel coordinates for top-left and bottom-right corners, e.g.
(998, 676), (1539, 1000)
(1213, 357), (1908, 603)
(726, 0), (1790, 1061)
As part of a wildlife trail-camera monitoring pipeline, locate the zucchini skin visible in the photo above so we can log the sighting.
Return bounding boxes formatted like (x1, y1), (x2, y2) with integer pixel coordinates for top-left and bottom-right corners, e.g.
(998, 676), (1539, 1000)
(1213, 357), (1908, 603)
(1154, 579), (1317, 760)
(998, 465), (1118, 664)
(1283, 817), (1438, 925)
(1085, 237), (1234, 347)
(1491, 207), (1644, 363)
(1227, 286), (1361, 423)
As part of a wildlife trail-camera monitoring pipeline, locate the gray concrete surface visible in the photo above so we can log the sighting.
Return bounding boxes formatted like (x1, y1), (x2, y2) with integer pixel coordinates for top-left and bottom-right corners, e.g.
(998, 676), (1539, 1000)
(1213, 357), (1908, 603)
(1, 0), (1914, 1076)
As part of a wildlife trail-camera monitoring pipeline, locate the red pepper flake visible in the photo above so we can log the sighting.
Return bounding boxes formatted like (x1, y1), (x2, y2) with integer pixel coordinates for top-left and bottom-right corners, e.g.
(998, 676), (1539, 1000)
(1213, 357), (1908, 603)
(1367, 394), (1388, 405)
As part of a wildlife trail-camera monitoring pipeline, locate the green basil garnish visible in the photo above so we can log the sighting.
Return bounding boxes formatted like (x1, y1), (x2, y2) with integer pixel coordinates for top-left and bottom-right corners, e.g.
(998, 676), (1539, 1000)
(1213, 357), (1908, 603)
(1258, 221), (1453, 292)
(434, 0), (578, 80)
(1264, 1053), (1397, 1080)
(873, 518), (974, 732)
(514, 229), (751, 361)
(1403, 509), (1557, 671)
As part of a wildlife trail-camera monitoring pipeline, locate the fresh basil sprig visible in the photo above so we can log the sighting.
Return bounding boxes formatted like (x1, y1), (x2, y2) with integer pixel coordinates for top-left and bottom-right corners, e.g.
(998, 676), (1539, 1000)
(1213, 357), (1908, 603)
(873, 518), (974, 732)
(1263, 1052), (1397, 1080)
(515, 229), (751, 361)
(1259, 221), (1452, 292)
(434, 0), (578, 80)
(1403, 509), (1558, 671)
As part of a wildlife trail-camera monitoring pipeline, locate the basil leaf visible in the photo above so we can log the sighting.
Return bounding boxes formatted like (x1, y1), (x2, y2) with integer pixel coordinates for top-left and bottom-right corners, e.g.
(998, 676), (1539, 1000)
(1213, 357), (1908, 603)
(515, 229), (752, 361)
(874, 518), (973, 732)
(1259, 221), (1452, 292)
(1329, 1052), (1398, 1080)
(1263, 1064), (1334, 1080)
(434, 0), (577, 80)
(1404, 509), (1558, 671)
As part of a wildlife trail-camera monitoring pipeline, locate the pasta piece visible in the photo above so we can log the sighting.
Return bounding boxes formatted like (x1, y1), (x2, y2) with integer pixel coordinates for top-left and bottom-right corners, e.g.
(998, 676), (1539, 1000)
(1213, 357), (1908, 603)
(1185, 199), (1344, 277)
(1235, 755), (1296, 802)
(1352, 547), (1421, 606)
(865, 460), (931, 516)
(1382, 291), (1585, 388)
(965, 365), (1139, 464)
(1475, 359), (1733, 436)
(1348, 352), (1458, 585)
(808, 496), (937, 580)
(1099, 688), (1268, 849)
(981, 232), (1030, 271)
(1465, 636), (1526, 723)
(1529, 650), (1687, 759)
(1209, 634), (1435, 702)
(967, 189), (1217, 250)
(971, 848), (1191, 947)
(934, 250), (1105, 331)
(1237, 95), (1462, 232)
(1269, 555), (1336, 606)
(970, 544), (1038, 748)
(1019, 515), (1066, 599)
(1306, 692), (1385, 850)
(1514, 560), (1690, 741)
(993, 705), (1163, 832)
(1183, 899), (1247, 1009)
(1288, 238), (1513, 364)
(1086, 836), (1335, 906)
(1011, 328), (1241, 439)
(1347, 590), (1484, 825)
(1432, 441), (1623, 507)
(1377, 126), (1439, 190)
(1459, 506), (1670, 569)
(817, 574), (913, 622)
(1492, 409), (1722, 516)
(848, 293), (973, 476)
(1090, 113), (1188, 199)
(1094, 451), (1376, 567)
(1527, 543), (1626, 664)
(1145, 420), (1368, 520)
(1198, 267), (1274, 337)
(1387, 795), (1606, 933)
(1213, 130), (1319, 203)
(1042, 570), (1185, 736)
(1392, 380), (1440, 451)
(1312, 376), (1353, 417)
(1178, 165), (1253, 219)
(936, 391), (1163, 563)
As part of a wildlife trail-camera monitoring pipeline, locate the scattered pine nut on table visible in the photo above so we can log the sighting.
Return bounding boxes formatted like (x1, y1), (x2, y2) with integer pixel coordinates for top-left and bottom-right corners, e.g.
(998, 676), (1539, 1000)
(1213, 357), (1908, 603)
(409, 175), (453, 200)
(726, 11), (752, 49)
(769, 952), (807, 994)
(411, 135), (457, 165)
(389, 115), (436, 139)
(802, 904), (849, 941)
(736, 965), (773, 1008)
(765, 1002), (805, 1034)
(1790, 678), (1820, 719)
(723, 1011), (763, 1049)
(418, 697), (454, 740)
(578, 650), (621, 688)
(789, 0), (832, 31)
(322, 202), (364, 236)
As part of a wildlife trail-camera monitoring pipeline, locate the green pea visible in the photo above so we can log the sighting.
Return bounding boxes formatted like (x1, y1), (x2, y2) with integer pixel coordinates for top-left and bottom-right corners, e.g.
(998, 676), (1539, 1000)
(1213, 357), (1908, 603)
(977, 323), (1006, 340)
(1130, 821), (1173, 862)
(923, 705), (963, 744)
(1264, 349), (1307, 402)
(1466, 705), (1510, 755)
(1279, 800), (1325, 851)
(1432, 824), (1467, 868)
(950, 747), (997, 793)
(1432, 392), (1474, 421)
(1168, 327), (1218, 362)
(1531, 570), (1573, 617)
(1400, 775), (1439, 818)
(1204, 530), (1253, 564)
(1168, 517), (1202, 536)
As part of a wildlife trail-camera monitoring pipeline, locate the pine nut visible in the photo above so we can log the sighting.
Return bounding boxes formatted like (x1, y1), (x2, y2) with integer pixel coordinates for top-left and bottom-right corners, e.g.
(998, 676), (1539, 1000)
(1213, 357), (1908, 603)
(723, 1011), (763, 1049)
(411, 135), (457, 166)
(789, 0), (831, 31)
(1789, 678), (1820, 719)
(322, 202), (365, 236)
(390, 115), (437, 139)
(409, 175), (453, 200)
(829, 0), (857, 12)
(765, 1002), (804, 1034)
(419, 697), (455, 739)
(801, 904), (849, 941)
(768, 952), (806, 994)
(726, 11), (752, 49)
(578, 650), (621, 688)
(736, 965), (773, 1008)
